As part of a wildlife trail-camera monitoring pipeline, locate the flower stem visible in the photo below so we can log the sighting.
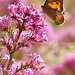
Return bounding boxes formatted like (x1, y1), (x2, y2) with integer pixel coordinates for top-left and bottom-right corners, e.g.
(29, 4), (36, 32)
(13, 66), (27, 75)
(6, 52), (14, 69)
(16, 20), (25, 42)
(13, 68), (23, 75)
(5, 20), (25, 75)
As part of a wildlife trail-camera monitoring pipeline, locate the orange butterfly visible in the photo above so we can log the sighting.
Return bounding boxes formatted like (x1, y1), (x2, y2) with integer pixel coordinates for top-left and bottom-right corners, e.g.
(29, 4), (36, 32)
(41, 0), (65, 25)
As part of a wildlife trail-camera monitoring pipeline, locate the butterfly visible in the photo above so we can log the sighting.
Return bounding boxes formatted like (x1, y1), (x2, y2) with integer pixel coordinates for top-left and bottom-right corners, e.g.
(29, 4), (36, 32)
(41, 0), (65, 25)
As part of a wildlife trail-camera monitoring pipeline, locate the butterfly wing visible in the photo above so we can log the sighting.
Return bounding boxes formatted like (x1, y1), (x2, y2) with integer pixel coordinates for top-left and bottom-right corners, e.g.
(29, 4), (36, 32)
(41, 6), (56, 21)
(55, 10), (64, 25)
(42, 6), (64, 25)
(43, 0), (63, 12)
(41, 0), (64, 25)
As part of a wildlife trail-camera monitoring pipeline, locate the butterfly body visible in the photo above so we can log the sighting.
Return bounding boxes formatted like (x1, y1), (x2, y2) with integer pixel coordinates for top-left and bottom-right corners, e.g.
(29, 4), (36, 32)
(42, 0), (65, 25)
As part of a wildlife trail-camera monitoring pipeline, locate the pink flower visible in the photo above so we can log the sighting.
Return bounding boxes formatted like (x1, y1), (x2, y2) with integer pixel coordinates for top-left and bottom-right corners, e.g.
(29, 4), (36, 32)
(1, 34), (14, 51)
(2, 54), (9, 68)
(17, 68), (33, 75)
(6, 69), (13, 75)
(0, 16), (9, 31)
(8, 2), (47, 31)
(26, 53), (45, 70)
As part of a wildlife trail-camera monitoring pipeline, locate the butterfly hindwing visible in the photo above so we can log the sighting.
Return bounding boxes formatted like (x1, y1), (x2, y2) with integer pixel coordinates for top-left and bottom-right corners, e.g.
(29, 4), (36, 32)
(55, 11), (64, 25)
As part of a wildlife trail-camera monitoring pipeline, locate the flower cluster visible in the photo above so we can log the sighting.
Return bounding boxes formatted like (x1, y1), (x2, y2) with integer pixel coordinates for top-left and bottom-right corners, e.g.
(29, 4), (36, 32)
(0, 2), (47, 52)
(8, 3), (46, 31)
(0, 2), (47, 75)
(26, 53), (45, 70)
(16, 53), (45, 75)
(0, 53), (45, 75)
